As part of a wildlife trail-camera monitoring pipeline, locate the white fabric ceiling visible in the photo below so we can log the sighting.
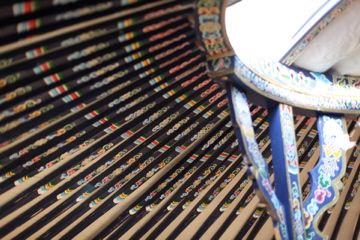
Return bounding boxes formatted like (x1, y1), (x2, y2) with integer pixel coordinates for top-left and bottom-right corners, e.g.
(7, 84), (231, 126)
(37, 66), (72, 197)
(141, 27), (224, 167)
(226, 0), (360, 75)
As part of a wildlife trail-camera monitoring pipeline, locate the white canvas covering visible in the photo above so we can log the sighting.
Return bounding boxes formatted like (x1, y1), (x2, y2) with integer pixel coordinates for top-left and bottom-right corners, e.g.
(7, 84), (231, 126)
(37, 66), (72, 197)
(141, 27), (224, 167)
(226, 0), (360, 75)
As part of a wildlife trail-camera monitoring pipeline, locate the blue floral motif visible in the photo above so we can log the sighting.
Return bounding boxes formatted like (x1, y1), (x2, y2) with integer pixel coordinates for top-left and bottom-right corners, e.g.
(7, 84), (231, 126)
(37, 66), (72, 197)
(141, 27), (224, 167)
(303, 115), (347, 239)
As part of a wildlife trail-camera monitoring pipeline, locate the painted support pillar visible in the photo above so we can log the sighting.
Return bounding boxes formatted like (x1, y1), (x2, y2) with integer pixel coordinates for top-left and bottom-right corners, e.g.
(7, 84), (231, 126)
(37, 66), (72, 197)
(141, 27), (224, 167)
(303, 115), (349, 239)
(269, 104), (306, 239)
(227, 86), (289, 239)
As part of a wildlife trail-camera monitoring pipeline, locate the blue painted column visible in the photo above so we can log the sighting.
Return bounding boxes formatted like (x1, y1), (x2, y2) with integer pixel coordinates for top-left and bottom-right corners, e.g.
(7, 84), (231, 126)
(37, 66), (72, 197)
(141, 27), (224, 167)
(269, 104), (305, 240)
(227, 86), (289, 240)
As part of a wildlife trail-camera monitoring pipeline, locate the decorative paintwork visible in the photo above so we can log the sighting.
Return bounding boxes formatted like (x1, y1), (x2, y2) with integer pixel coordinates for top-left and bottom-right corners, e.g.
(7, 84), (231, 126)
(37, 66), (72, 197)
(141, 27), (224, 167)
(303, 115), (348, 239)
(331, 74), (360, 88)
(229, 87), (289, 239)
(196, 0), (234, 76)
(209, 56), (234, 74)
(194, 0), (359, 239)
(234, 57), (360, 114)
(196, 0), (231, 57)
(195, 0), (360, 114)
(269, 104), (305, 239)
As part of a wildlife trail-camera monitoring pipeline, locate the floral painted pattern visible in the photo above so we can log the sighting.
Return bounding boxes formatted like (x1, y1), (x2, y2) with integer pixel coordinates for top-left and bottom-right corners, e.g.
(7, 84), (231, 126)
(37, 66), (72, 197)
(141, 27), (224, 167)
(303, 115), (349, 239)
